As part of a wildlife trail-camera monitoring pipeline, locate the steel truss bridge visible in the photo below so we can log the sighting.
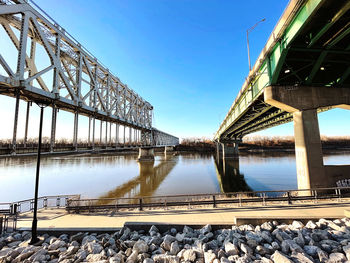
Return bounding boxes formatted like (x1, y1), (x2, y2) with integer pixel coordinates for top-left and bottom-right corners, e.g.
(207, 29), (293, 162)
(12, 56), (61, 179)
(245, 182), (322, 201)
(215, 0), (350, 141)
(0, 0), (178, 154)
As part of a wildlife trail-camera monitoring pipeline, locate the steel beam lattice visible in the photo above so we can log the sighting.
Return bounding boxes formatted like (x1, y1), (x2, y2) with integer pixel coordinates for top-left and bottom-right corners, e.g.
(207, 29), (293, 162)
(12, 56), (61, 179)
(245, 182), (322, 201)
(0, 0), (152, 129)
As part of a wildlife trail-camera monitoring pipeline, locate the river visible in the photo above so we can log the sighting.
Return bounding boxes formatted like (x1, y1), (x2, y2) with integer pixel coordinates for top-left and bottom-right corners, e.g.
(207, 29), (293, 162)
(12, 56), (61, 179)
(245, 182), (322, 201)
(1, 151), (350, 202)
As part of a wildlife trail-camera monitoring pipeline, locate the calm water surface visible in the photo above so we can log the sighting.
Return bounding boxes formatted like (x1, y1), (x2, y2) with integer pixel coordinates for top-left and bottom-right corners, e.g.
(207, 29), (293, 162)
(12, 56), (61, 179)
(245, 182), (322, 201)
(1, 151), (350, 202)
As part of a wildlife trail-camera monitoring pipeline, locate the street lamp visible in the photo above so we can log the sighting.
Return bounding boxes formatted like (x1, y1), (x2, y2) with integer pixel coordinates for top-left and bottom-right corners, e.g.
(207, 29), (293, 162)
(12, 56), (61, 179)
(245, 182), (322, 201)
(29, 102), (47, 245)
(247, 18), (266, 72)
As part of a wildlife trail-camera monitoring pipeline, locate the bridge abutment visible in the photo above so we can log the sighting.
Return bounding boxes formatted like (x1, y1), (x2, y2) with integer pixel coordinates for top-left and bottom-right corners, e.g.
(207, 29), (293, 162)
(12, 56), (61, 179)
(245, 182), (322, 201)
(265, 85), (350, 190)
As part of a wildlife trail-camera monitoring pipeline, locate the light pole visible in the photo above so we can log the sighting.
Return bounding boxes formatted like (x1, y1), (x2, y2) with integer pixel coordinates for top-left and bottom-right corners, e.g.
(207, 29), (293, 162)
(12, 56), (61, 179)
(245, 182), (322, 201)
(247, 18), (266, 72)
(29, 102), (47, 245)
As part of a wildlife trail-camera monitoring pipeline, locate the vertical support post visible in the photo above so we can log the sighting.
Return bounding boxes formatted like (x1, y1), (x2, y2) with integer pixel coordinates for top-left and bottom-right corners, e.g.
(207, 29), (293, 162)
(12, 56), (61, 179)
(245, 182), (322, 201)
(129, 127), (132, 146)
(116, 124), (119, 147)
(88, 116), (91, 146)
(12, 91), (20, 154)
(109, 122), (112, 146)
(105, 121), (108, 147)
(100, 120), (102, 145)
(73, 111), (78, 151)
(92, 116), (95, 150)
(24, 101), (31, 147)
(123, 125), (126, 146)
(50, 103), (57, 153)
(293, 109), (326, 191)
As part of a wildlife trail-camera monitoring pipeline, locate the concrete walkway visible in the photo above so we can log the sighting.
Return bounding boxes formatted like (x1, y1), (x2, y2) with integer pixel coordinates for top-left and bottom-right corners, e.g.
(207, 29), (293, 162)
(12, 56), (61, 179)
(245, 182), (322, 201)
(16, 201), (350, 231)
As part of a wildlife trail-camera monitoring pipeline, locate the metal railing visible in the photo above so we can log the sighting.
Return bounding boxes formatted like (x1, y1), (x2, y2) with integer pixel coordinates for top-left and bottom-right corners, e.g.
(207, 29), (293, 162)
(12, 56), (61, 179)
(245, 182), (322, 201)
(66, 186), (350, 213)
(0, 194), (80, 215)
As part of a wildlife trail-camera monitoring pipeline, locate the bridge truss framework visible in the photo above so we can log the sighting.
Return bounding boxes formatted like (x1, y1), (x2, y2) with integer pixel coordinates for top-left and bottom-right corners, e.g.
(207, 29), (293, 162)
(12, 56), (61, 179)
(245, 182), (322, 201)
(0, 0), (179, 153)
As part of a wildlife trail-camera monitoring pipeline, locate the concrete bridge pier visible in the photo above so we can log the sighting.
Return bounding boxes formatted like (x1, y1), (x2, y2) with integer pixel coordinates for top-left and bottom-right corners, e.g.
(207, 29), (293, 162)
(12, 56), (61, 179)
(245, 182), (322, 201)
(138, 147), (155, 161)
(265, 85), (350, 190)
(164, 146), (174, 155)
(221, 142), (239, 158)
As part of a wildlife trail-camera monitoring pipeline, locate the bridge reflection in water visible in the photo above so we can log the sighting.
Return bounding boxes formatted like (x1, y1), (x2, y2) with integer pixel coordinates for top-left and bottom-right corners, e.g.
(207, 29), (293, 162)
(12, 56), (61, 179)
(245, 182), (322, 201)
(214, 156), (251, 193)
(97, 154), (178, 204)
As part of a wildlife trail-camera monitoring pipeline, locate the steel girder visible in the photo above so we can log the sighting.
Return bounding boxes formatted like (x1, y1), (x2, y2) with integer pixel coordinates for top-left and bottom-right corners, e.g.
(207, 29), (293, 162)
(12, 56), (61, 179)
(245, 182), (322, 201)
(0, 0), (153, 130)
(215, 0), (350, 142)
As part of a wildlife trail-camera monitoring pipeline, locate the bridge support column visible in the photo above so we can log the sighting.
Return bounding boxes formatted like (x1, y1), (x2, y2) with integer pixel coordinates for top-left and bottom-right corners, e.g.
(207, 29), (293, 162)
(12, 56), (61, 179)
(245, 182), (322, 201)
(50, 104), (57, 153)
(24, 101), (31, 148)
(11, 91), (20, 154)
(123, 125), (126, 146)
(73, 111), (78, 151)
(115, 124), (119, 147)
(92, 116), (96, 150)
(265, 85), (350, 190)
(138, 147), (155, 161)
(221, 142), (239, 158)
(293, 109), (326, 190)
(88, 116), (91, 146)
(164, 146), (174, 155)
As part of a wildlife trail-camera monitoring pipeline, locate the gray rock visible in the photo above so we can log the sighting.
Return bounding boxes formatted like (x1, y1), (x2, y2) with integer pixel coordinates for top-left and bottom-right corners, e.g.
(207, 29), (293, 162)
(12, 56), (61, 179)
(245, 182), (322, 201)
(161, 235), (176, 251)
(290, 251), (314, 263)
(317, 248), (328, 263)
(143, 259), (154, 263)
(271, 241), (280, 250)
(133, 240), (149, 253)
(70, 232), (85, 243)
(87, 253), (105, 262)
(220, 257), (230, 263)
(88, 242), (103, 254)
(261, 222), (274, 232)
(183, 249), (197, 262)
(261, 231), (273, 244)
(291, 221), (304, 229)
(343, 244), (350, 260)
(127, 250), (138, 263)
(303, 245), (319, 257)
(328, 252), (347, 263)
(204, 251), (216, 263)
(200, 224), (212, 235)
(240, 243), (253, 255)
(170, 241), (180, 255)
(153, 254), (180, 263)
(271, 250), (293, 263)
(76, 249), (88, 261)
(149, 225), (159, 234)
(109, 253), (125, 263)
(224, 241), (239, 256)
(175, 233), (185, 243)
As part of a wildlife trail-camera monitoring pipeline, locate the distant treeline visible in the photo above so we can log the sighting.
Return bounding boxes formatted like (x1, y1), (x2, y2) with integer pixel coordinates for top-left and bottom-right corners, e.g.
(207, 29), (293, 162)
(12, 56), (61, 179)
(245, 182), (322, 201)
(242, 135), (350, 148)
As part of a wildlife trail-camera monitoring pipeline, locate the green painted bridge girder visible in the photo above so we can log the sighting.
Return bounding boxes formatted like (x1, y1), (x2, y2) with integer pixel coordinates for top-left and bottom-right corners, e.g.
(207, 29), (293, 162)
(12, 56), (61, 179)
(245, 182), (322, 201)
(215, 0), (350, 142)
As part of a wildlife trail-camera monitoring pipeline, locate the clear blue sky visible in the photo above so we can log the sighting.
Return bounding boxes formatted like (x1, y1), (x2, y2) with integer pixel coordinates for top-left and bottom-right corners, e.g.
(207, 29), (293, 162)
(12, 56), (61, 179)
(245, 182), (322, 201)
(0, 0), (349, 140)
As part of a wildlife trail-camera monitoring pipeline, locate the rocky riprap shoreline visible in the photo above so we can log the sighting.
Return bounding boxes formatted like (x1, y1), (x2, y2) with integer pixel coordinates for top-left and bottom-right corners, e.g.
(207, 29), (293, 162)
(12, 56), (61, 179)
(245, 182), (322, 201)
(2, 218), (350, 262)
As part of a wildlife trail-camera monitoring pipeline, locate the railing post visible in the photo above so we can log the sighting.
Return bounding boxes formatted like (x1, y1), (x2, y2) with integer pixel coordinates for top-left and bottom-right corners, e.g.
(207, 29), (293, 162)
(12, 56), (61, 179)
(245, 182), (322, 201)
(213, 195), (216, 208)
(43, 198), (47, 208)
(139, 198), (143, 211)
(164, 199), (167, 210)
(338, 188), (342, 202)
(239, 194), (242, 207)
(287, 191), (292, 205)
(56, 197), (60, 207)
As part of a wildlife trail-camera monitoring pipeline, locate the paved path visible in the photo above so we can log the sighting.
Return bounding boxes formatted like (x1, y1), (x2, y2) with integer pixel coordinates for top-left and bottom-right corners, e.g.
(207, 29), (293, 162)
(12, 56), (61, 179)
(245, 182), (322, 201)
(16, 201), (350, 230)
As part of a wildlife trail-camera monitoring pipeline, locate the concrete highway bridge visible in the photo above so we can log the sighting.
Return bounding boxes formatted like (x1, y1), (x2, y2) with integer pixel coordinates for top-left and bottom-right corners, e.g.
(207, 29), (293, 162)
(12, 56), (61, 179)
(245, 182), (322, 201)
(0, 0), (178, 156)
(215, 0), (350, 190)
